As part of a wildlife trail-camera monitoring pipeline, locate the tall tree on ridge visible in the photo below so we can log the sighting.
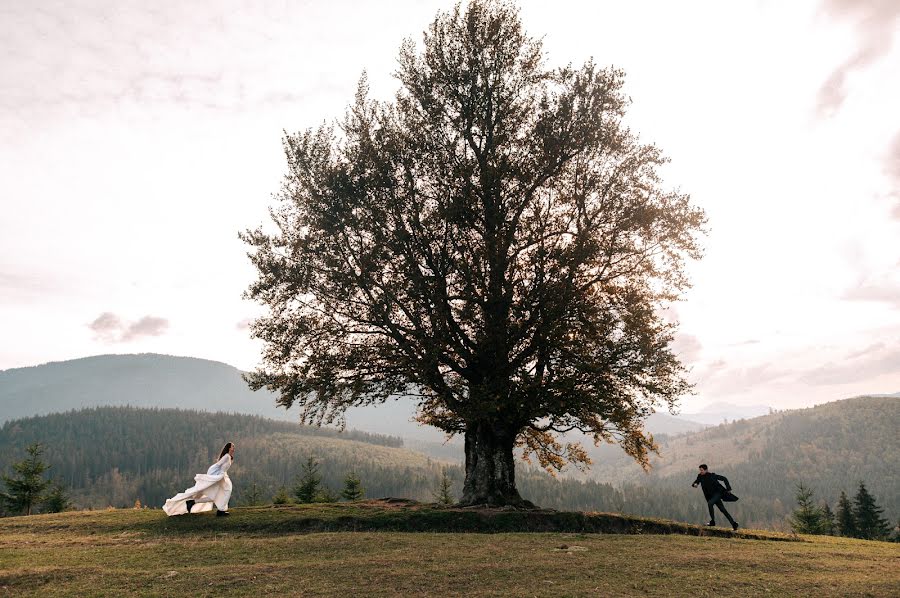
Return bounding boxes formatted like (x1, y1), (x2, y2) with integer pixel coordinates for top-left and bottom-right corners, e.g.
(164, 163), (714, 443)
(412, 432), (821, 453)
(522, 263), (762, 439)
(242, 0), (706, 506)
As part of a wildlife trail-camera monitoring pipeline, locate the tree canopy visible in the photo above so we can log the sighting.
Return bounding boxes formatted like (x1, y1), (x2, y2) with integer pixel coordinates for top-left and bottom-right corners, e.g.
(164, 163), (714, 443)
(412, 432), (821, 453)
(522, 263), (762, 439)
(242, 0), (706, 505)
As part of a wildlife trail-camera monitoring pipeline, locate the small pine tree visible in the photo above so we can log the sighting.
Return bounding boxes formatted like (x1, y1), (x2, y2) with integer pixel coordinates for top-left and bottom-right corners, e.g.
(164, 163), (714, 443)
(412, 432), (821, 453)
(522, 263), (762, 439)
(243, 483), (263, 506)
(42, 480), (72, 513)
(272, 487), (291, 505)
(341, 472), (365, 501)
(294, 456), (322, 504)
(789, 482), (826, 535)
(316, 486), (337, 503)
(853, 482), (891, 540)
(432, 469), (455, 506)
(836, 491), (856, 537)
(820, 501), (835, 536)
(0, 443), (52, 516)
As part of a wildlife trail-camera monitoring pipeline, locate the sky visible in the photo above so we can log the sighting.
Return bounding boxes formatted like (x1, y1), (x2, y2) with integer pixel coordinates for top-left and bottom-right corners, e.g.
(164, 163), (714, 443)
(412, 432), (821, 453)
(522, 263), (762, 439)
(1, 0), (899, 412)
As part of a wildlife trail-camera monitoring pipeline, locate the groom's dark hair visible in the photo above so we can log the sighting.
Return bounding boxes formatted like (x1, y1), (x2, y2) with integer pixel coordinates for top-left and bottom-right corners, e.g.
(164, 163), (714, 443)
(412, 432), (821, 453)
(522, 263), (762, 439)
(699, 464), (708, 471)
(219, 442), (233, 460)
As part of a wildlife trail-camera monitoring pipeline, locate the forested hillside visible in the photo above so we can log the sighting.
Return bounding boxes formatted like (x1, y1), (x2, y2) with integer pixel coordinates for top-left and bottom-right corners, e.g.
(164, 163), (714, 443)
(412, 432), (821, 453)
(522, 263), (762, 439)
(612, 397), (900, 529)
(2, 369), (896, 530)
(0, 407), (621, 513)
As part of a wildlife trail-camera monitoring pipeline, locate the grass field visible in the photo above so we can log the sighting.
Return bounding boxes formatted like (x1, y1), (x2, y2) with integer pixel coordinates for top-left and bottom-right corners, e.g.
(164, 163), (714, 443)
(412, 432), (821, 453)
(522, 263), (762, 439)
(1, 501), (897, 597)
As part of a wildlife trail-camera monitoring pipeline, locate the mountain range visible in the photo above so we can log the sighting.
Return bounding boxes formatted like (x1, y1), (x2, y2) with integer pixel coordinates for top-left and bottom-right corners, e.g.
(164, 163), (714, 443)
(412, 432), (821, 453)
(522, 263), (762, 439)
(0, 353), (745, 436)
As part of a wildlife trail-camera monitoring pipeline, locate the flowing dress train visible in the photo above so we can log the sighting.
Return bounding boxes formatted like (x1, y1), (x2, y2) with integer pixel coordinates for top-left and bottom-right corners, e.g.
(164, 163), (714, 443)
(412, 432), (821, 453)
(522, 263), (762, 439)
(163, 453), (233, 516)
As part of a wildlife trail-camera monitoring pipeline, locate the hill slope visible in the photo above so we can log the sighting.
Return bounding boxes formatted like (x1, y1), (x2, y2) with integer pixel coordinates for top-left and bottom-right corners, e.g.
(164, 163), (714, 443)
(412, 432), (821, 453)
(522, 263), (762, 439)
(1, 507), (897, 597)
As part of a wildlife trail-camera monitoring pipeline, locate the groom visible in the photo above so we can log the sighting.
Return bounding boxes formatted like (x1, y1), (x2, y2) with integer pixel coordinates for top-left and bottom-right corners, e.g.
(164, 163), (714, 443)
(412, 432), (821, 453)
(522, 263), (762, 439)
(692, 464), (739, 530)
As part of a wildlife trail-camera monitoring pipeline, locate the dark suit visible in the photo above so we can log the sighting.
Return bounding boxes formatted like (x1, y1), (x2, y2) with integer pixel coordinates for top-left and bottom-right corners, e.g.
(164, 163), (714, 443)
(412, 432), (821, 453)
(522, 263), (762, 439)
(693, 472), (738, 526)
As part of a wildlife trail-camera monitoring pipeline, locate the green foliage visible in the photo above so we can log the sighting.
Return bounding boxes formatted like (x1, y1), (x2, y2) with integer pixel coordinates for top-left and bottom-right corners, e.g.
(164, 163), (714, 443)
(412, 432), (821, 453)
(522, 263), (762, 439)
(294, 457), (323, 504)
(432, 469), (455, 505)
(316, 486), (337, 503)
(789, 482), (827, 535)
(43, 479), (73, 513)
(0, 443), (52, 516)
(853, 482), (891, 540)
(272, 487), (291, 505)
(341, 472), (364, 501)
(836, 491), (857, 537)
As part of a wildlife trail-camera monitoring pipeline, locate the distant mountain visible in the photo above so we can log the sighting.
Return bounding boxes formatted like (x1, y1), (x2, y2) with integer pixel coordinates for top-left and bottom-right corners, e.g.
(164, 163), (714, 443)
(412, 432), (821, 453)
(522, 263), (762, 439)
(645, 412), (709, 435)
(0, 354), (289, 424)
(679, 401), (772, 425)
(1, 353), (707, 438)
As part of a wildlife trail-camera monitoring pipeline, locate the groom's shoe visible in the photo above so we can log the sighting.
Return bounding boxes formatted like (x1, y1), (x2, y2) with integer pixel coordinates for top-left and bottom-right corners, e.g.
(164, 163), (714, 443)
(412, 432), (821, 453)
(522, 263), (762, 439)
(705, 520), (716, 526)
(732, 522), (740, 531)
(216, 509), (230, 517)
(185, 500), (195, 514)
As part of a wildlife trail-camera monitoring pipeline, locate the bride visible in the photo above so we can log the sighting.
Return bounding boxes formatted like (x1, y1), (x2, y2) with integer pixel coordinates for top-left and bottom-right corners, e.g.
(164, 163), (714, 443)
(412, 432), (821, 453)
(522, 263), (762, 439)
(163, 442), (235, 517)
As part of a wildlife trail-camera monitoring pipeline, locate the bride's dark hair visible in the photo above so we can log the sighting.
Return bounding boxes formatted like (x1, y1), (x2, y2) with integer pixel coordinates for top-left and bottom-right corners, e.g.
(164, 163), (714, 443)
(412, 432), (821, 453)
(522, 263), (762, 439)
(219, 442), (234, 460)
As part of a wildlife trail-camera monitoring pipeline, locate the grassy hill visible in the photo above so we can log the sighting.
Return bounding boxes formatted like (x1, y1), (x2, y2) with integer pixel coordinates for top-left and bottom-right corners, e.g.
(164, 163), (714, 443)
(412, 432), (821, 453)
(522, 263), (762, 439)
(1, 504), (897, 597)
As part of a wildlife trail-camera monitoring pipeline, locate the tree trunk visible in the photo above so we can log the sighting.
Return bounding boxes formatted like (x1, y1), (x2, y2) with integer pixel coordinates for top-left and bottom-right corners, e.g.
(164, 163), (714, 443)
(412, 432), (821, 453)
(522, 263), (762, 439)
(459, 421), (531, 507)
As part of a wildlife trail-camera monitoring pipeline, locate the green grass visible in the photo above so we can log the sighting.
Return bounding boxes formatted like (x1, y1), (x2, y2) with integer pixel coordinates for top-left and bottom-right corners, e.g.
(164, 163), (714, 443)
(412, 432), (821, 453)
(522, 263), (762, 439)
(1, 501), (897, 597)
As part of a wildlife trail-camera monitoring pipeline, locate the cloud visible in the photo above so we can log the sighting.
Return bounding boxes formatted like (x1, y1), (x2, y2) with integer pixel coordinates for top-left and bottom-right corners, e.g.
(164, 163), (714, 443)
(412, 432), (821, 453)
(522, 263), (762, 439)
(672, 333), (702, 365)
(698, 361), (794, 395)
(886, 130), (900, 218)
(0, 271), (63, 303)
(0, 0), (341, 135)
(799, 342), (900, 385)
(844, 342), (885, 360)
(842, 278), (900, 310)
(816, 0), (900, 118)
(89, 312), (169, 343)
(728, 339), (760, 347)
(121, 316), (169, 341)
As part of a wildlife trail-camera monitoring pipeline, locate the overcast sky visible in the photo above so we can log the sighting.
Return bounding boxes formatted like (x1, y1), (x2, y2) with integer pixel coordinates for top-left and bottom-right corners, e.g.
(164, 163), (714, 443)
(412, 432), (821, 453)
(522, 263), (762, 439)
(1, 0), (898, 412)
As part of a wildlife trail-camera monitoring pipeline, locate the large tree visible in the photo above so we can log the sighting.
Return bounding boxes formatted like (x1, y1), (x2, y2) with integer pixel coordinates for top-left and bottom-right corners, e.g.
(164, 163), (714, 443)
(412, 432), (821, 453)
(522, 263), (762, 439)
(242, 0), (706, 506)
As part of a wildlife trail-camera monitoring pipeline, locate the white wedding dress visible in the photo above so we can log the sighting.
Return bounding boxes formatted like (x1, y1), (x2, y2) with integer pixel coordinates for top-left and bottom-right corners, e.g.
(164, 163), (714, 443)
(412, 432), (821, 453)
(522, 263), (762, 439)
(163, 453), (233, 516)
